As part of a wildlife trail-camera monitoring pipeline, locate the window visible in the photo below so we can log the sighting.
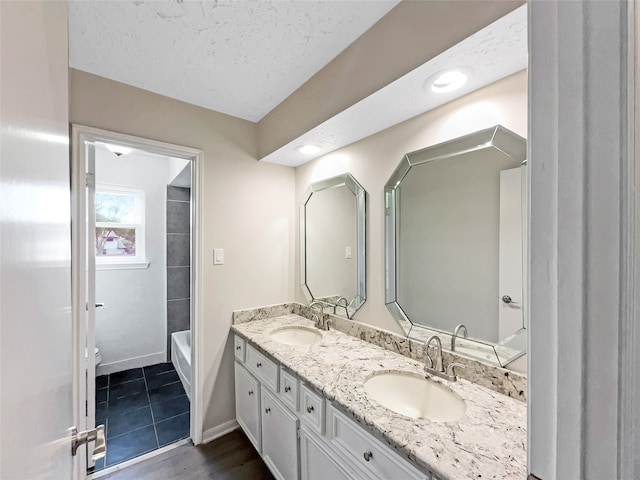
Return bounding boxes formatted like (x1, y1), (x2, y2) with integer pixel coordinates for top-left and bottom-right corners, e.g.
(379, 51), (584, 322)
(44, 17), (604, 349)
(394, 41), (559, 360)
(95, 185), (146, 267)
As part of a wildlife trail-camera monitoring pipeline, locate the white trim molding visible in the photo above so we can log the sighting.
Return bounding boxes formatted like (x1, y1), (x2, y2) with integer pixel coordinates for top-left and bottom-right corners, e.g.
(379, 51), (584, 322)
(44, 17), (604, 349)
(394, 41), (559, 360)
(528, 1), (637, 479)
(202, 420), (239, 444)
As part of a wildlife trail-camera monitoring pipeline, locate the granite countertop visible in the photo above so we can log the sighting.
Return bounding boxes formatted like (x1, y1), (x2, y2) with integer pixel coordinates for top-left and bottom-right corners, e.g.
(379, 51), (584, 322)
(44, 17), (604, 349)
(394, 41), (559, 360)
(231, 314), (526, 480)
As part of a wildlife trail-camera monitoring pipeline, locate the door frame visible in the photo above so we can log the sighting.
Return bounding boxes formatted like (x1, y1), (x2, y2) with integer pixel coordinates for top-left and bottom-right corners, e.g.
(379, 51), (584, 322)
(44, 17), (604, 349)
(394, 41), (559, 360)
(71, 125), (205, 475)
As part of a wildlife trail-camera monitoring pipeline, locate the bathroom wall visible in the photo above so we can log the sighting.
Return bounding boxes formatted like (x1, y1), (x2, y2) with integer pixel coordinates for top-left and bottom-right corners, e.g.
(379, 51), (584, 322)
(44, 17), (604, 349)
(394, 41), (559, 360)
(70, 68), (296, 437)
(294, 70), (527, 359)
(166, 184), (191, 354)
(95, 148), (181, 375)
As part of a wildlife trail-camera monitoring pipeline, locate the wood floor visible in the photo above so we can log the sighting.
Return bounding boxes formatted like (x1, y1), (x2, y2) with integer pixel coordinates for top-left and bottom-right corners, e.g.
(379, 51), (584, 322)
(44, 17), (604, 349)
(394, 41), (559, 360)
(99, 429), (274, 480)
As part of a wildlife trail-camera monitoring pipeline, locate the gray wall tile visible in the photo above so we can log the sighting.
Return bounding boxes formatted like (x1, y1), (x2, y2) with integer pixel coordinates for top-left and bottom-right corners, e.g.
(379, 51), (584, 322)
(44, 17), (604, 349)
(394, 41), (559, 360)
(167, 201), (190, 234)
(167, 298), (190, 354)
(167, 298), (190, 333)
(167, 267), (190, 300)
(167, 186), (190, 202)
(167, 234), (190, 267)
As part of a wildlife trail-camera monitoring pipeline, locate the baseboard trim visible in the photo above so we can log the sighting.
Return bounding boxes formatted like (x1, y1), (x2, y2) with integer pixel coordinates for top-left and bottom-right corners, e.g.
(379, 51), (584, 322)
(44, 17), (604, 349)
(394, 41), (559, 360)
(96, 351), (166, 376)
(202, 420), (239, 444)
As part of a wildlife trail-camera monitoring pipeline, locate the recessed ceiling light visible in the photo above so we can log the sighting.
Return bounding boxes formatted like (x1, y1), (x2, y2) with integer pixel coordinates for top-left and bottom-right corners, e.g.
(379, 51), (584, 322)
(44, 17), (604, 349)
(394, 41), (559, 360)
(104, 143), (132, 156)
(428, 69), (470, 94)
(296, 144), (321, 155)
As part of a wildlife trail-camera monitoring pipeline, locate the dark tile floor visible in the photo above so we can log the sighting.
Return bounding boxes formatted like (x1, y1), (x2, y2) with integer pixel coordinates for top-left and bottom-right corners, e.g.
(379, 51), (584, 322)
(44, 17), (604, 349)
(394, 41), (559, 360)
(93, 362), (190, 471)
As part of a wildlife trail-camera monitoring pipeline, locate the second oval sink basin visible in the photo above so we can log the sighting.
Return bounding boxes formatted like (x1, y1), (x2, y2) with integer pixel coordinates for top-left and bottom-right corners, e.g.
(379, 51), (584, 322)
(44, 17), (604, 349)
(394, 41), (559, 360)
(363, 372), (466, 422)
(269, 326), (322, 346)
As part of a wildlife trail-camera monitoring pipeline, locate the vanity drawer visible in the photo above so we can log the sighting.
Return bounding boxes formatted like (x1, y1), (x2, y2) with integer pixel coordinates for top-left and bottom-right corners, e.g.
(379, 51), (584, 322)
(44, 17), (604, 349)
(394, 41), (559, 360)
(328, 405), (425, 480)
(279, 368), (299, 411)
(234, 335), (245, 362)
(246, 344), (279, 392)
(301, 384), (325, 434)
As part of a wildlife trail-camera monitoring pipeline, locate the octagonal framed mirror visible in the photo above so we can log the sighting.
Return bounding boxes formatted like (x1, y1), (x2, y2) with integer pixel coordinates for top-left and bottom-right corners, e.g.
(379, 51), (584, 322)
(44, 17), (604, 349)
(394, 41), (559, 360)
(384, 125), (527, 367)
(300, 173), (366, 318)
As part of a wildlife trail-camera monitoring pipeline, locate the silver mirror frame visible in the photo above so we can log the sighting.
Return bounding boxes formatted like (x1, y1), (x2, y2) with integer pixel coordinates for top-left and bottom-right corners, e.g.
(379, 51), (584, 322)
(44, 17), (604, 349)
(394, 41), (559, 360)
(384, 125), (527, 367)
(301, 173), (366, 317)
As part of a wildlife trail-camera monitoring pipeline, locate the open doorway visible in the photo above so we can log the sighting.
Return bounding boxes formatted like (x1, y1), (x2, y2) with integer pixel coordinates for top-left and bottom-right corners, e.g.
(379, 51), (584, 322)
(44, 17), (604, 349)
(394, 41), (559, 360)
(71, 126), (202, 476)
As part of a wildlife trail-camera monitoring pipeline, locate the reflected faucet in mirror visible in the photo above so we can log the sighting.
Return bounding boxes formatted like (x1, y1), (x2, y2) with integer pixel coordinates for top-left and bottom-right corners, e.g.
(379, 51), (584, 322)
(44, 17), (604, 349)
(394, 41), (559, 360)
(451, 324), (468, 351)
(334, 296), (350, 318)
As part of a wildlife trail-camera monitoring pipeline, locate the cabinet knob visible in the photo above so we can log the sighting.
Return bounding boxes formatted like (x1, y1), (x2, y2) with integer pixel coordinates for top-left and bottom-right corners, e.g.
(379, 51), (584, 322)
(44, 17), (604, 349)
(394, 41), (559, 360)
(363, 451), (373, 462)
(284, 386), (291, 393)
(236, 345), (241, 350)
(306, 406), (314, 413)
(248, 390), (253, 396)
(265, 408), (271, 414)
(256, 362), (262, 368)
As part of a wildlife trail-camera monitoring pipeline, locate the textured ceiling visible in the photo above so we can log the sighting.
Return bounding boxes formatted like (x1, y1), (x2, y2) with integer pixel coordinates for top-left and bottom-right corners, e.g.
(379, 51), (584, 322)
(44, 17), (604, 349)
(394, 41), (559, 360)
(69, 0), (399, 122)
(261, 5), (527, 166)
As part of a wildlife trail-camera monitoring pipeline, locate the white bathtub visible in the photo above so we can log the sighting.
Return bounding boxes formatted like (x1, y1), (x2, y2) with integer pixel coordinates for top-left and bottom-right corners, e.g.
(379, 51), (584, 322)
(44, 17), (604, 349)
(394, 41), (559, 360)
(171, 330), (191, 400)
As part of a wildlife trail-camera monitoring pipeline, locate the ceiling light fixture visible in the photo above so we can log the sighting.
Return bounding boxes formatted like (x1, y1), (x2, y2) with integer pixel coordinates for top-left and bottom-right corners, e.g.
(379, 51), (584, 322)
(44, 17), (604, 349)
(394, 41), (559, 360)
(296, 144), (321, 155)
(428, 68), (470, 94)
(104, 143), (133, 157)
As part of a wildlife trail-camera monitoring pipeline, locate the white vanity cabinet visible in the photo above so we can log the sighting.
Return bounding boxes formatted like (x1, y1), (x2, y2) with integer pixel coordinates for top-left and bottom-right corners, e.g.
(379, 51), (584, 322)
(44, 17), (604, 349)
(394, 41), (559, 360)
(234, 362), (261, 453)
(233, 334), (434, 480)
(235, 338), (300, 480)
(300, 425), (356, 480)
(261, 386), (300, 480)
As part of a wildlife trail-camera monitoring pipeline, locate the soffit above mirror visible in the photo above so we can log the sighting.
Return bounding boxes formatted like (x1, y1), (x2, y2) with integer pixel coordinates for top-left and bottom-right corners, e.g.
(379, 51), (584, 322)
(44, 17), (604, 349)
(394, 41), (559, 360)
(259, 4), (526, 166)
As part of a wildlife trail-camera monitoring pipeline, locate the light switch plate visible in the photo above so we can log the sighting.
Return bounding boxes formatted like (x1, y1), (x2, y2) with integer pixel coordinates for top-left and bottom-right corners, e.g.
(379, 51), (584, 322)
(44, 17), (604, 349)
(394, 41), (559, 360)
(213, 248), (224, 265)
(345, 246), (352, 259)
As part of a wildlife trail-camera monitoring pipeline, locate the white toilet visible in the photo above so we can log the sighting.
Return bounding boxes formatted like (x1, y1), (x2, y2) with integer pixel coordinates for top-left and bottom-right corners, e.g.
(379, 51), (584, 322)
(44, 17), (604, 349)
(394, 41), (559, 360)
(86, 347), (102, 366)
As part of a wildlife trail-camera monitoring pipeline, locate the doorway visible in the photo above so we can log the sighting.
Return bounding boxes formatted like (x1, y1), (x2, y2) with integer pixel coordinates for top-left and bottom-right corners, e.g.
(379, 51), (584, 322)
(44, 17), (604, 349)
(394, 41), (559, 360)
(71, 125), (203, 477)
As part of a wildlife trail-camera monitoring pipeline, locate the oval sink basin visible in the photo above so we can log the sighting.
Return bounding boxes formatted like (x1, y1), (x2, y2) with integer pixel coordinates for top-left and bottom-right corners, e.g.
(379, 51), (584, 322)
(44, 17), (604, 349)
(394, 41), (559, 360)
(364, 372), (466, 422)
(269, 326), (322, 346)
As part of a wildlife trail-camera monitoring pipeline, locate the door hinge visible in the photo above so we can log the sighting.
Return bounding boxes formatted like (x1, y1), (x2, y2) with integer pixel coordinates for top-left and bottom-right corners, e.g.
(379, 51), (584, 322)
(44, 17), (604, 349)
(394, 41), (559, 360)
(85, 172), (95, 188)
(296, 428), (300, 440)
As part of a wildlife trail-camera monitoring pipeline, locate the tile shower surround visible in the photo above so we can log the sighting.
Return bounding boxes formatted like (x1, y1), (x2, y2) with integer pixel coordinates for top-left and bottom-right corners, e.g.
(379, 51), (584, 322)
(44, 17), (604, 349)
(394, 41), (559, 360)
(232, 302), (526, 402)
(166, 185), (191, 355)
(94, 362), (190, 470)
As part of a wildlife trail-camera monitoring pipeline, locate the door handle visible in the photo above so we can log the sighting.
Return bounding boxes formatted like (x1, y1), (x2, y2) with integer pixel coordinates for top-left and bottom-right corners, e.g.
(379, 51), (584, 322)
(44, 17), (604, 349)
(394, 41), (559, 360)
(86, 303), (106, 310)
(501, 295), (518, 305)
(71, 424), (106, 461)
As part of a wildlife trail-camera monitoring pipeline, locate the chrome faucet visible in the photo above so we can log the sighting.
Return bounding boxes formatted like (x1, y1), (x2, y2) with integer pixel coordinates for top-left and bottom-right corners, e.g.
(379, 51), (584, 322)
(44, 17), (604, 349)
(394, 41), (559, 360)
(424, 335), (465, 382)
(451, 324), (468, 351)
(309, 301), (330, 330)
(424, 335), (443, 372)
(309, 301), (323, 315)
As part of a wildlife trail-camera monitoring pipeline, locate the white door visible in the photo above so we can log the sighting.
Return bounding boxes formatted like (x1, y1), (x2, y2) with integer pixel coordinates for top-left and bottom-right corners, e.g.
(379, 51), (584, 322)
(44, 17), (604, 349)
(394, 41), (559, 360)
(82, 142), (99, 469)
(0, 1), (77, 479)
(498, 166), (525, 340)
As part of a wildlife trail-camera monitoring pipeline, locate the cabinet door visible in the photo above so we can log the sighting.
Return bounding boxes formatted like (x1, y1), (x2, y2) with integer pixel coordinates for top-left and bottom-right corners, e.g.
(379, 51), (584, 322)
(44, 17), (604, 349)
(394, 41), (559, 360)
(261, 387), (299, 480)
(300, 426), (355, 480)
(235, 362), (261, 453)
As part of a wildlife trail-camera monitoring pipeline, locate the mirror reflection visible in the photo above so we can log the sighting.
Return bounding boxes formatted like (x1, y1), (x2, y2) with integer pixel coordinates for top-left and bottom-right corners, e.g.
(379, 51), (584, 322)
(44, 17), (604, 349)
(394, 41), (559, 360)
(385, 126), (526, 366)
(301, 173), (366, 318)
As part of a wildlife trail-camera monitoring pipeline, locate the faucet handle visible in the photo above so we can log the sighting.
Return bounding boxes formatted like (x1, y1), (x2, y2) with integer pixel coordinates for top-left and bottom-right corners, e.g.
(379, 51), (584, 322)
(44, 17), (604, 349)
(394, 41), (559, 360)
(446, 362), (466, 378)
